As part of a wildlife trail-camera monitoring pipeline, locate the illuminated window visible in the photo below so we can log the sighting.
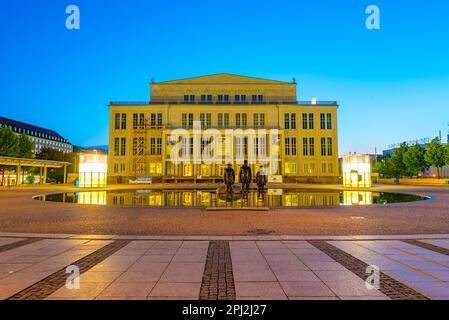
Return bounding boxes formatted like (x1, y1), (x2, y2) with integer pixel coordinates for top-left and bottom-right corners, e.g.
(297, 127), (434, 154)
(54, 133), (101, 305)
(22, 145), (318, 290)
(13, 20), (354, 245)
(149, 163), (162, 174)
(285, 163), (297, 174)
(201, 164), (211, 176)
(183, 164), (193, 177)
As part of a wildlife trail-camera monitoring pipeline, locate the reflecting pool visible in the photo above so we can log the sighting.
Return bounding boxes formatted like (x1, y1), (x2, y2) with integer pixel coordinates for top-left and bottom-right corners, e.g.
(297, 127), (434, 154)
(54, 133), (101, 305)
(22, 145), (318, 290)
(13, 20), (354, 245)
(34, 189), (429, 207)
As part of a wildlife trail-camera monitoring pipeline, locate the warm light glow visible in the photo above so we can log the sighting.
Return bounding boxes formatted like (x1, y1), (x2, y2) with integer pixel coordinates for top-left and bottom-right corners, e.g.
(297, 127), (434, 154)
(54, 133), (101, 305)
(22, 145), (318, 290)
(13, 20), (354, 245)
(342, 191), (373, 205)
(78, 153), (108, 188)
(342, 154), (372, 188)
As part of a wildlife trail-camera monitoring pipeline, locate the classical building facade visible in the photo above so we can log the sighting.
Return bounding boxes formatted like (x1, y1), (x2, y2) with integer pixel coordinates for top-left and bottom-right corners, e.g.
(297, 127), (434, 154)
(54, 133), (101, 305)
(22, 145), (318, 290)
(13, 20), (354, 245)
(108, 74), (339, 183)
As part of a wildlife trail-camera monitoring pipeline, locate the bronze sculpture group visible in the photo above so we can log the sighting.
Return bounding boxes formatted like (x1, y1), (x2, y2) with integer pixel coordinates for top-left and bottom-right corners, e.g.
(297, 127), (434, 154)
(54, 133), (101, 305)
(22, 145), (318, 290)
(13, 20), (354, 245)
(223, 161), (267, 202)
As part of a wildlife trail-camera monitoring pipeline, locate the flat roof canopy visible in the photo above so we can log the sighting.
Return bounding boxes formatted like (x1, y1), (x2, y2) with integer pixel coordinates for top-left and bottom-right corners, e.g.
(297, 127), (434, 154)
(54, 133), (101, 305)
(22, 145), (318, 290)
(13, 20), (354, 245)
(0, 156), (71, 168)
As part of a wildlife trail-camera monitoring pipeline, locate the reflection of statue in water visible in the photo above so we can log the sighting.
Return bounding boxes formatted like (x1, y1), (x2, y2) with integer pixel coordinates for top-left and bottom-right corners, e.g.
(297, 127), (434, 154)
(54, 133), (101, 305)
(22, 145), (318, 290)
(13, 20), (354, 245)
(223, 164), (236, 200)
(239, 160), (252, 199)
(255, 166), (267, 200)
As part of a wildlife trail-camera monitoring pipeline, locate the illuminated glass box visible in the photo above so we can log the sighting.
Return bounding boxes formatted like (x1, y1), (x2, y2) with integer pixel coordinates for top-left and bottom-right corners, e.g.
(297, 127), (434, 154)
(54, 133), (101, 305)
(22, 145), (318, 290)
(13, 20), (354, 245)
(78, 153), (107, 188)
(342, 155), (371, 188)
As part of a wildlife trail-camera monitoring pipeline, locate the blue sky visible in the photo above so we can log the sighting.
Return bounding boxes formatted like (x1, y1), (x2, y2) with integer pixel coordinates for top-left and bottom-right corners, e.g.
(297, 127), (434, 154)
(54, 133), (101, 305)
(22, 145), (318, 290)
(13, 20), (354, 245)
(1, 0), (448, 154)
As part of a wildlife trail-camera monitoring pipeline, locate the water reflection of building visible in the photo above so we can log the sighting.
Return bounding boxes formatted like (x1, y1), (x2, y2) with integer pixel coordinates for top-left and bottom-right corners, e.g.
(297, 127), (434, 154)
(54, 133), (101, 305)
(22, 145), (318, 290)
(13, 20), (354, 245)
(100, 190), (341, 207)
(76, 191), (107, 205)
(342, 191), (373, 206)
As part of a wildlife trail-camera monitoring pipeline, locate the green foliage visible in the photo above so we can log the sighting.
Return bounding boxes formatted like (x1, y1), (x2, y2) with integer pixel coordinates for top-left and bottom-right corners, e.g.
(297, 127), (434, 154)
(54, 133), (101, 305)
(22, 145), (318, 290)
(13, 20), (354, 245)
(26, 174), (35, 184)
(0, 125), (20, 157)
(389, 142), (409, 178)
(403, 144), (427, 177)
(36, 147), (75, 183)
(424, 138), (446, 177)
(0, 126), (34, 158)
(445, 143), (449, 166)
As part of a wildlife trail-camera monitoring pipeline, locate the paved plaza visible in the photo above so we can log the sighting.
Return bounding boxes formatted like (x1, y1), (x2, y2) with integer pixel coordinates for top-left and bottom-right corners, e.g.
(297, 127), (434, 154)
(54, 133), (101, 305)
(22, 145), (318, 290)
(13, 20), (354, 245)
(1, 184), (449, 300)
(0, 233), (449, 300)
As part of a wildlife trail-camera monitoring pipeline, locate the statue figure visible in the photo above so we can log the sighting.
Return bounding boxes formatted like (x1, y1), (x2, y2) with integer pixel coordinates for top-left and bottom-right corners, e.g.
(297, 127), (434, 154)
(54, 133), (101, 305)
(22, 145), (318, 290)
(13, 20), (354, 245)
(255, 165), (267, 200)
(223, 164), (235, 200)
(239, 160), (252, 199)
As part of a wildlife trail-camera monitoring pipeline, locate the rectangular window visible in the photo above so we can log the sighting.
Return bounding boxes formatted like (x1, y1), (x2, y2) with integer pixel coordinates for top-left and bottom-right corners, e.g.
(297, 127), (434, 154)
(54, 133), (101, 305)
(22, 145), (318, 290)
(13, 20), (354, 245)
(321, 137), (326, 156)
(320, 113), (326, 130)
(327, 137), (333, 156)
(291, 137), (297, 156)
(207, 95), (212, 102)
(115, 113), (120, 130)
(151, 113), (156, 127)
(184, 95), (189, 102)
(252, 95), (257, 102)
(242, 113), (247, 128)
(149, 163), (162, 174)
(200, 113), (206, 128)
(121, 113), (127, 130)
(133, 137), (144, 156)
(201, 95), (206, 102)
(303, 138), (308, 156)
(224, 95), (229, 102)
(183, 164), (193, 177)
(235, 95), (240, 102)
(253, 113), (259, 128)
(157, 113), (162, 127)
(328, 163), (333, 173)
(150, 138), (156, 155)
(224, 113), (229, 128)
(326, 113), (332, 129)
(190, 95), (195, 102)
(291, 113), (296, 129)
(259, 113), (265, 128)
(322, 163), (327, 174)
(133, 113), (138, 129)
(182, 113), (187, 129)
(206, 113), (211, 128)
(285, 137), (290, 156)
(284, 114), (290, 129)
(308, 113), (314, 130)
(120, 138), (126, 156)
(309, 138), (315, 156)
(218, 95), (223, 102)
(189, 113), (193, 128)
(285, 163), (297, 174)
(236, 114), (241, 127)
(218, 114), (223, 128)
(114, 137), (120, 156)
(241, 95), (247, 102)
(302, 113), (308, 129)
(258, 95), (264, 102)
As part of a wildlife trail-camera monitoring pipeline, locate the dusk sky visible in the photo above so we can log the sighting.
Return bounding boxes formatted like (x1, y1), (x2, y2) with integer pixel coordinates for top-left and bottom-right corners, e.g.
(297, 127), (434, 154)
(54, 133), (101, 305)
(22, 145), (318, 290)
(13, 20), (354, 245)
(1, 0), (448, 155)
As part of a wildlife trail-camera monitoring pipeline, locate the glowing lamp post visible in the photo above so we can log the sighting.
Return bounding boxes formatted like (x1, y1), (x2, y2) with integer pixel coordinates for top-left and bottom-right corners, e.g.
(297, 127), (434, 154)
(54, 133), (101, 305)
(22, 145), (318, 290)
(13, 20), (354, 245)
(342, 155), (372, 188)
(78, 153), (107, 188)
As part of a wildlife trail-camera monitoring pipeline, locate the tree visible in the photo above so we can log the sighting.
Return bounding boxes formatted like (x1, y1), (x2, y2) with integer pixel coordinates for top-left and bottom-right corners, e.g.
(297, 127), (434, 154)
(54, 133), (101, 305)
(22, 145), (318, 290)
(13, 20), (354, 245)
(16, 134), (34, 158)
(0, 125), (19, 157)
(403, 144), (427, 177)
(389, 143), (409, 178)
(445, 143), (449, 167)
(424, 138), (446, 178)
(36, 147), (75, 183)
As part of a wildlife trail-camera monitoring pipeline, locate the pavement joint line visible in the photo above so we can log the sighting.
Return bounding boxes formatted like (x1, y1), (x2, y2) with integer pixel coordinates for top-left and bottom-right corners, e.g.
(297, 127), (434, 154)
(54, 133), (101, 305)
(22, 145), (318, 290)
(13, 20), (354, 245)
(199, 241), (236, 300)
(308, 240), (429, 300)
(0, 237), (44, 254)
(6, 240), (132, 300)
(402, 239), (449, 257)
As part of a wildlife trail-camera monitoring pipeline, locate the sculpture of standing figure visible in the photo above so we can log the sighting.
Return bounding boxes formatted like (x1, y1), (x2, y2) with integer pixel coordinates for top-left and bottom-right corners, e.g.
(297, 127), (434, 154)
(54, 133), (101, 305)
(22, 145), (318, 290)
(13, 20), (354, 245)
(239, 160), (252, 199)
(223, 164), (235, 200)
(255, 165), (267, 200)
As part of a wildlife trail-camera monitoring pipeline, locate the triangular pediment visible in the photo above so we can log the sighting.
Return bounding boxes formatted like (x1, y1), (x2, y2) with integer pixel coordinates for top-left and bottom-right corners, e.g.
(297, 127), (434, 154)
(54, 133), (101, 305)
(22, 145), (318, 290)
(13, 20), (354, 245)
(157, 73), (289, 85)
